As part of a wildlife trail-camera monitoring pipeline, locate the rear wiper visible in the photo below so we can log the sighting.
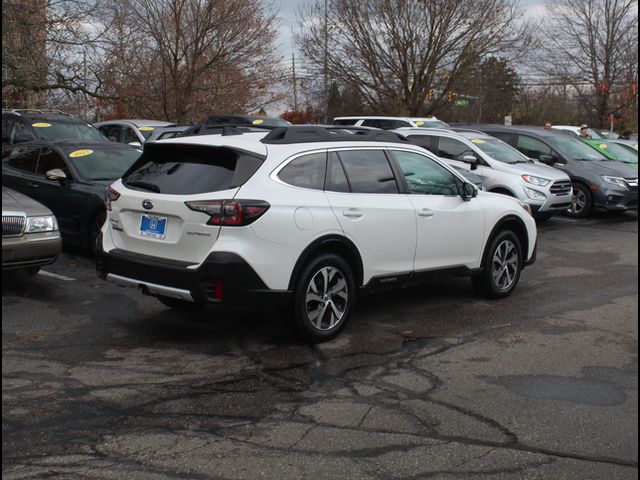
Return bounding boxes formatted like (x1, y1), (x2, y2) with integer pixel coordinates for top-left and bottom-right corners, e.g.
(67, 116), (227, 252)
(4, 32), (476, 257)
(125, 180), (160, 192)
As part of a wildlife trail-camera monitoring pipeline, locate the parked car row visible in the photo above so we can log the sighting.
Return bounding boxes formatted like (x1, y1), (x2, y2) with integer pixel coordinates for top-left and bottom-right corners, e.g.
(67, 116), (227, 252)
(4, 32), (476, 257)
(2, 109), (636, 344)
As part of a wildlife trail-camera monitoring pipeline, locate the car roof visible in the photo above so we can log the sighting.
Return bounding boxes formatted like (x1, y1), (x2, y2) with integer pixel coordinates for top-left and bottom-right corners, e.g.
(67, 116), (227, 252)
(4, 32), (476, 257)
(3, 111), (91, 124)
(8, 139), (137, 150)
(96, 119), (176, 127)
(334, 115), (413, 120)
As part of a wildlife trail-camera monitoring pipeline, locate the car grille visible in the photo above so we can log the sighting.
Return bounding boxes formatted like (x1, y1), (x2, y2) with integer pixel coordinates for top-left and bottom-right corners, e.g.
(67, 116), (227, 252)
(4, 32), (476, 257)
(550, 180), (572, 195)
(625, 178), (638, 191)
(2, 215), (26, 237)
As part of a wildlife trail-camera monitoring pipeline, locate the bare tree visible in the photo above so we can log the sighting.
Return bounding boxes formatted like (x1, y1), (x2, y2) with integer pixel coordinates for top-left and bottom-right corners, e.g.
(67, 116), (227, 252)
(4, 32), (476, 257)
(295, 0), (531, 117)
(2, 0), (112, 108)
(105, 0), (285, 123)
(537, 0), (638, 128)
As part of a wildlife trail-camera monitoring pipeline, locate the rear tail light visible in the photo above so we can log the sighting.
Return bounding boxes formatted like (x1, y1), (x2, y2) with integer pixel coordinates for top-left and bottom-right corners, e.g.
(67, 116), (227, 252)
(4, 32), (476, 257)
(185, 199), (270, 226)
(105, 187), (120, 211)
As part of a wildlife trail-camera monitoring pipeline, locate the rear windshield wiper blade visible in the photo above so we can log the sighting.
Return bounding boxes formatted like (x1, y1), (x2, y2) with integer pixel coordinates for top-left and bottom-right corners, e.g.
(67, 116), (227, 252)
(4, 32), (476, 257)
(125, 180), (160, 193)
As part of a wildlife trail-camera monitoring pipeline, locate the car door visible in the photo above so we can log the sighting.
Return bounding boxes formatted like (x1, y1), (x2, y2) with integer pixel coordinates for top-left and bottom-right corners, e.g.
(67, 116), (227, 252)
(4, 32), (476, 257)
(33, 146), (90, 237)
(2, 145), (42, 194)
(390, 149), (485, 270)
(324, 149), (416, 283)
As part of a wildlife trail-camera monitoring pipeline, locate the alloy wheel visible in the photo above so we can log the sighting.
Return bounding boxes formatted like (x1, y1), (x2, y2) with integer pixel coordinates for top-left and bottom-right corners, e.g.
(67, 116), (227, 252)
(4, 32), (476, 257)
(491, 239), (519, 291)
(305, 266), (349, 331)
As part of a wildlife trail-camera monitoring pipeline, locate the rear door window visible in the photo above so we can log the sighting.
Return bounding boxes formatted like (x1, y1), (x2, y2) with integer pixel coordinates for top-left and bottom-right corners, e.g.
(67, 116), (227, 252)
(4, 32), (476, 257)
(406, 135), (437, 155)
(123, 144), (264, 195)
(278, 152), (326, 190)
(336, 150), (399, 194)
(3, 146), (40, 173)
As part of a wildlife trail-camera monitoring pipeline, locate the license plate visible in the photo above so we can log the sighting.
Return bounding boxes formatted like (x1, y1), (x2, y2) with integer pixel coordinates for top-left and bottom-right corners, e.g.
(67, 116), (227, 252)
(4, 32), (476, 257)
(139, 214), (167, 239)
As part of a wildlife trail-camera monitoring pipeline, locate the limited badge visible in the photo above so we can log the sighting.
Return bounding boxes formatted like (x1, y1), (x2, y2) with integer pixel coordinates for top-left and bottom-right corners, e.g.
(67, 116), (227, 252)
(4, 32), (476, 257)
(69, 149), (94, 158)
(32, 122), (52, 128)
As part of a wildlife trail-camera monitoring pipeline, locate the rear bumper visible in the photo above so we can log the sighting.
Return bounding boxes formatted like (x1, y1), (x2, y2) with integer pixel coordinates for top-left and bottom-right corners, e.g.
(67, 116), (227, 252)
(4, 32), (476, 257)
(96, 239), (291, 306)
(2, 232), (62, 270)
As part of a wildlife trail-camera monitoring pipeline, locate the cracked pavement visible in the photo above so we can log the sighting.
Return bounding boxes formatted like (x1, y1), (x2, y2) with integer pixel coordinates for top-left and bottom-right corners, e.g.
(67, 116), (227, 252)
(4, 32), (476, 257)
(2, 213), (638, 479)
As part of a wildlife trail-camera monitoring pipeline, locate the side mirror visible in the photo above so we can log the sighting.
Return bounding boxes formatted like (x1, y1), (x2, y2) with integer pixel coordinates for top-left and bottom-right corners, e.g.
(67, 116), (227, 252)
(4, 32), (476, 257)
(45, 168), (68, 181)
(462, 154), (478, 170)
(538, 154), (555, 166)
(128, 141), (142, 148)
(461, 182), (478, 201)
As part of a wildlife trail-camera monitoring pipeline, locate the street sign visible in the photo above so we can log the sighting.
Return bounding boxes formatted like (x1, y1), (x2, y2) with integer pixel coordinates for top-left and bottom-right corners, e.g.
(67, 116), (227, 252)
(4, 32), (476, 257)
(454, 99), (469, 107)
(504, 115), (512, 126)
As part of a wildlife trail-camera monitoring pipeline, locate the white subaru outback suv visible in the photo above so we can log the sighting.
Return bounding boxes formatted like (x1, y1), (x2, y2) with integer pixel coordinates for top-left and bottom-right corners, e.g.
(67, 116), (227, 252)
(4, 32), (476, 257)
(97, 126), (537, 343)
(395, 128), (573, 219)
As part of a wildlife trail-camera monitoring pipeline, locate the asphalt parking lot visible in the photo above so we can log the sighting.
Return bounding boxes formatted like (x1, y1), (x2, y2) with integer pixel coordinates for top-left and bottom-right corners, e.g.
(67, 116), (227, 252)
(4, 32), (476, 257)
(2, 212), (638, 480)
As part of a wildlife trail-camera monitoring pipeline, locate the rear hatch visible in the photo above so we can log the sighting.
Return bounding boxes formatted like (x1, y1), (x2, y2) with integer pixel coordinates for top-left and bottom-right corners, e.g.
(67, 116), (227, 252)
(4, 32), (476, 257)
(107, 142), (265, 264)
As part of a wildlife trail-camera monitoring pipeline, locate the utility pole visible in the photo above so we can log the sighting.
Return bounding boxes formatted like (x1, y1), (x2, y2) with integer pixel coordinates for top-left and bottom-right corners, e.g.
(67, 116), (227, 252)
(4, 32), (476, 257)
(323, 0), (329, 123)
(292, 53), (298, 112)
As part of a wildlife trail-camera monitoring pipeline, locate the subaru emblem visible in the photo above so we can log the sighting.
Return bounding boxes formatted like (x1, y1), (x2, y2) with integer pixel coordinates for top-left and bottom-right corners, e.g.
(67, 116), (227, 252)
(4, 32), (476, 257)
(142, 200), (153, 210)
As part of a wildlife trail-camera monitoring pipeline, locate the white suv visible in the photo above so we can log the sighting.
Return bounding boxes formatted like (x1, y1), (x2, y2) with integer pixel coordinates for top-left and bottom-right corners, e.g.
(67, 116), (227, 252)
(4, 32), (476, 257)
(97, 126), (537, 343)
(395, 128), (573, 219)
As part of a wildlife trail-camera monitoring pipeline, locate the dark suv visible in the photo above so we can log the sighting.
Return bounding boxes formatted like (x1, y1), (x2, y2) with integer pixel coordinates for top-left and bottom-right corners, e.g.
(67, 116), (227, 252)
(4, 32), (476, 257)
(458, 125), (638, 218)
(2, 109), (107, 146)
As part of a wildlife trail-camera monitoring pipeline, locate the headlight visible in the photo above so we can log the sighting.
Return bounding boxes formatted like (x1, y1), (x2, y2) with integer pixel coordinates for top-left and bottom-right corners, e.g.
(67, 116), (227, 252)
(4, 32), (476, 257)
(26, 215), (58, 233)
(523, 187), (547, 201)
(522, 175), (551, 187)
(601, 176), (628, 189)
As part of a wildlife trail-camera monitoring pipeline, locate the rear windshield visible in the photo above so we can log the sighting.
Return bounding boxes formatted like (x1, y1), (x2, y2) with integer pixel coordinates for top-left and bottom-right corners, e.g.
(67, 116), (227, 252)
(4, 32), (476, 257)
(32, 120), (107, 141)
(122, 144), (265, 195)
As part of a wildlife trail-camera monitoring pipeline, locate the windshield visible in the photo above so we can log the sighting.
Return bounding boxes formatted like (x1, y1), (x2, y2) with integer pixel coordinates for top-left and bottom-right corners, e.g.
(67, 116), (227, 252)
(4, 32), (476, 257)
(547, 135), (608, 161)
(65, 146), (142, 180)
(597, 142), (638, 164)
(470, 137), (529, 164)
(33, 121), (107, 141)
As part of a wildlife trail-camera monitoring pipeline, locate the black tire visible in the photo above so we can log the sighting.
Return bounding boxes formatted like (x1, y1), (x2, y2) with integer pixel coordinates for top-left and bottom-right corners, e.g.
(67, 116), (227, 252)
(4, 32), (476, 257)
(566, 183), (593, 218)
(89, 211), (107, 254)
(157, 295), (206, 311)
(472, 230), (523, 299)
(287, 253), (356, 343)
(25, 266), (41, 276)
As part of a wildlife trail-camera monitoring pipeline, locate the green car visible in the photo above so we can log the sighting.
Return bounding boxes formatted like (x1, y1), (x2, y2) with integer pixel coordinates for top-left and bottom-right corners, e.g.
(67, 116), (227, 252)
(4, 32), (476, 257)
(582, 139), (638, 169)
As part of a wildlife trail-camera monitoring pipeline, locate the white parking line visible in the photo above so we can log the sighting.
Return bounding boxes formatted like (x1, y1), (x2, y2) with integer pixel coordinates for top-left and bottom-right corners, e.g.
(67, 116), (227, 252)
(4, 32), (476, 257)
(38, 270), (76, 281)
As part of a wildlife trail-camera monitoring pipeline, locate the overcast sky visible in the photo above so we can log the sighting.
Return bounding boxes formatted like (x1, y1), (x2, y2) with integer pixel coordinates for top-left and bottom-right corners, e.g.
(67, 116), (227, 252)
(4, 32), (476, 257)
(273, 0), (548, 59)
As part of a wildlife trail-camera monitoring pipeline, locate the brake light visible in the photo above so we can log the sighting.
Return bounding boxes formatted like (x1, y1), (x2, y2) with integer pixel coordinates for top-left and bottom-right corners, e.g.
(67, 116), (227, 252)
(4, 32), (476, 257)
(105, 187), (120, 211)
(185, 200), (270, 226)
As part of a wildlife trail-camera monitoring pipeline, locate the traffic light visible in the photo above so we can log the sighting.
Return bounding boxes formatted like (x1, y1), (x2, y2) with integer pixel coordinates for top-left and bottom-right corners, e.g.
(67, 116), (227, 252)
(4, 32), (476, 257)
(447, 91), (454, 103)
(427, 89), (434, 101)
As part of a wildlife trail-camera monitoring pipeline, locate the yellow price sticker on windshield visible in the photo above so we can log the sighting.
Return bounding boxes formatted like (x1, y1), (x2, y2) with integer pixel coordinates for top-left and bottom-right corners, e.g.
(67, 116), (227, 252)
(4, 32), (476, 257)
(32, 122), (52, 128)
(599, 144), (608, 149)
(138, 126), (154, 131)
(415, 121), (425, 126)
(252, 119), (264, 125)
(470, 139), (486, 144)
(69, 149), (94, 158)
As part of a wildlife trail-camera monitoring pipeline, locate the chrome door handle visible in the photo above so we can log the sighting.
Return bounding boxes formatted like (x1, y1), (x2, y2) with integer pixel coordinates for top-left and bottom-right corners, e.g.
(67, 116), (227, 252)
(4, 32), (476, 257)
(342, 209), (363, 218)
(418, 209), (434, 218)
